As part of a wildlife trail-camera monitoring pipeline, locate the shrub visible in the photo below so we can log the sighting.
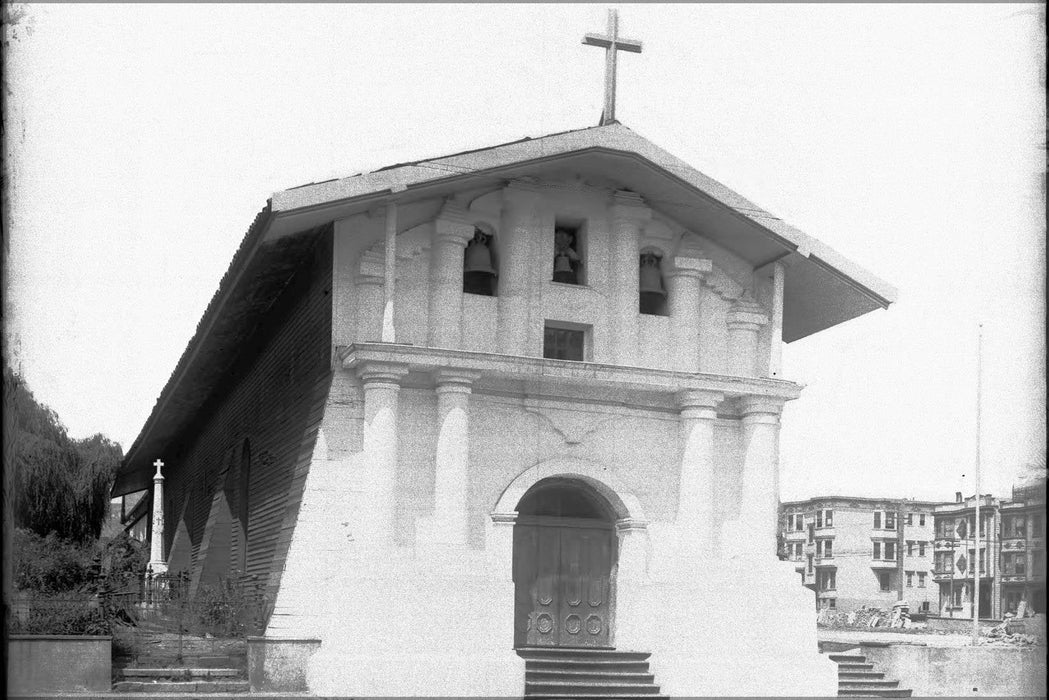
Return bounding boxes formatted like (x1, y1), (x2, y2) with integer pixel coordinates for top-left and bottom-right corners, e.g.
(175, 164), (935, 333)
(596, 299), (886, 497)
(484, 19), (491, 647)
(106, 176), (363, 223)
(13, 529), (97, 594)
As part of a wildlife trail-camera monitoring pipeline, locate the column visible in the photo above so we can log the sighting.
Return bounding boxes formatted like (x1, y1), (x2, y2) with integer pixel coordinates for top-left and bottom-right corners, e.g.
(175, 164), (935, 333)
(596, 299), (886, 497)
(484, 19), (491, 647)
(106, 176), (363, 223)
(736, 395), (785, 558)
(608, 191), (650, 366)
(498, 180), (543, 356)
(357, 362), (409, 547)
(382, 201), (398, 342)
(666, 255), (712, 373)
(676, 390), (723, 555)
(768, 262), (786, 378)
(427, 368), (482, 545)
(727, 295), (768, 377)
(148, 459), (168, 575)
(427, 202), (473, 349)
(356, 247), (385, 342)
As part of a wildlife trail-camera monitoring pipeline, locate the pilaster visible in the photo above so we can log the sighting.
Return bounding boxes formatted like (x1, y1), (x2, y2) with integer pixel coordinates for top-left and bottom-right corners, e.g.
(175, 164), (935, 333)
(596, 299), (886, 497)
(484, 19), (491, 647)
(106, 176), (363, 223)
(734, 395), (786, 558)
(727, 294), (769, 377)
(608, 191), (650, 366)
(675, 390), (723, 555)
(428, 201), (474, 349)
(420, 367), (482, 547)
(666, 255), (712, 372)
(356, 361), (410, 547)
(498, 180), (544, 356)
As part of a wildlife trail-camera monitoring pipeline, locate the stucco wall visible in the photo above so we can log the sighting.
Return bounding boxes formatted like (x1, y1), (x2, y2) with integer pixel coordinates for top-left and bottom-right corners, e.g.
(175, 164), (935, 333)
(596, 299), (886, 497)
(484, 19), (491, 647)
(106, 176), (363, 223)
(8, 636), (111, 694)
(861, 643), (1046, 697)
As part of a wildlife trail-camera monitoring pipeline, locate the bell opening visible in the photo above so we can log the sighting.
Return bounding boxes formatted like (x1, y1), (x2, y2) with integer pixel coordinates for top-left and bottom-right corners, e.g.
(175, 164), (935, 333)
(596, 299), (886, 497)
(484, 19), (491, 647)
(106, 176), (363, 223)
(639, 250), (668, 316)
(464, 227), (498, 296)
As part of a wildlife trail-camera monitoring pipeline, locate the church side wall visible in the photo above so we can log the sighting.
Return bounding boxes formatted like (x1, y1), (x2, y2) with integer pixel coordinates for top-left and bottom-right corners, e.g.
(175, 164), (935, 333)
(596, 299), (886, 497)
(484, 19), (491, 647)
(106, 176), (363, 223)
(165, 231), (333, 598)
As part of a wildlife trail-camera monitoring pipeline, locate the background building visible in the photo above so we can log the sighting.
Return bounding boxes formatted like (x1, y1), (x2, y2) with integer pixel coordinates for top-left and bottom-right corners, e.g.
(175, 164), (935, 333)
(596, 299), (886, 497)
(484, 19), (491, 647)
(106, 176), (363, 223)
(781, 497), (939, 613)
(934, 480), (1046, 619)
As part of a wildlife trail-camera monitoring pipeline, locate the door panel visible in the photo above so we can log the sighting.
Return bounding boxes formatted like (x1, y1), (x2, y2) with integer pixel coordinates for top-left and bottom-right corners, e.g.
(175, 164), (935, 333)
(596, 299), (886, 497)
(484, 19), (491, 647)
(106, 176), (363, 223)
(514, 521), (613, 648)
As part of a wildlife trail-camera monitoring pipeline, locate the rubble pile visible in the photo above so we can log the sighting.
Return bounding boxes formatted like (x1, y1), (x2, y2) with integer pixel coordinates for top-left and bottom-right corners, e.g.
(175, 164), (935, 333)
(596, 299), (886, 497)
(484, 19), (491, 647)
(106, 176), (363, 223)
(980, 620), (1042, 646)
(817, 604), (926, 631)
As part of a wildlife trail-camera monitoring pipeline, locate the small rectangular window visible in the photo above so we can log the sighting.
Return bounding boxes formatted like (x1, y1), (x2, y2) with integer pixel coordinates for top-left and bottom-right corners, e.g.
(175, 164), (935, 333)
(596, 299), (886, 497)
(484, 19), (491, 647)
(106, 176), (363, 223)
(919, 542), (926, 556)
(825, 510), (834, 527)
(543, 323), (586, 361)
(885, 542), (896, 560)
(828, 598), (836, 610)
(816, 510), (823, 528)
(886, 511), (896, 530)
(919, 514), (926, 526)
(873, 542), (881, 559)
(874, 512), (881, 529)
(879, 572), (891, 592)
(906, 513), (913, 526)
(906, 571), (913, 587)
(907, 541), (914, 556)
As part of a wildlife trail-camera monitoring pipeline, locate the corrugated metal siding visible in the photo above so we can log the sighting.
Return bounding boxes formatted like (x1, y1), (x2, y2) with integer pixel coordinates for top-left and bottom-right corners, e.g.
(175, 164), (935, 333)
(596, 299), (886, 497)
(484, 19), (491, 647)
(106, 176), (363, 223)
(163, 228), (333, 595)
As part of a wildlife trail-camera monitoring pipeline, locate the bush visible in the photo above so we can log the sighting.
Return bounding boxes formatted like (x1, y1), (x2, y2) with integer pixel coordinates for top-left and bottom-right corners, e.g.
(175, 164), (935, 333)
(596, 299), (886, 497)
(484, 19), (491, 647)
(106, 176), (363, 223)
(9, 593), (113, 635)
(13, 529), (98, 594)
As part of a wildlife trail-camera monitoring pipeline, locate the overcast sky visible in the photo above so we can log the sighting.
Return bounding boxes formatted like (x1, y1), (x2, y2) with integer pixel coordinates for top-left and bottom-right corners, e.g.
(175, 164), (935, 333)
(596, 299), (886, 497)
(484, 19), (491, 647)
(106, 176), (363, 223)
(5, 4), (1045, 502)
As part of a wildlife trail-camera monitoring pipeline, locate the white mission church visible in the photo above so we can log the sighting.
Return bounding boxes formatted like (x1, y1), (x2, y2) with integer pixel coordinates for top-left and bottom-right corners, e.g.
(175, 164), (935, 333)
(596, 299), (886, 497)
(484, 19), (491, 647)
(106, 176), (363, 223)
(113, 12), (897, 697)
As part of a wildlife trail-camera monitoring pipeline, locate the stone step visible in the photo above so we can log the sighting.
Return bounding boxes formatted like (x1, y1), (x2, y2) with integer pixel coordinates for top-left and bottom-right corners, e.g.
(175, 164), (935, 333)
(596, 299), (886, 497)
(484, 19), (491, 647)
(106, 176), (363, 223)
(526, 681), (662, 695)
(829, 653), (867, 664)
(836, 663), (875, 671)
(839, 679), (901, 689)
(839, 670), (885, 679)
(123, 655), (245, 668)
(838, 689), (913, 698)
(518, 648), (651, 662)
(112, 681), (250, 693)
(527, 696), (669, 700)
(526, 659), (652, 674)
(527, 669), (656, 684)
(117, 668), (242, 680)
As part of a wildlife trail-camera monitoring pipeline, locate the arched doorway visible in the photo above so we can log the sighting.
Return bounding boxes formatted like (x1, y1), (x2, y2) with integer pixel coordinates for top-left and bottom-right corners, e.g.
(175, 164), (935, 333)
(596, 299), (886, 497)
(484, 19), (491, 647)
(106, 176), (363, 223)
(512, 478), (617, 648)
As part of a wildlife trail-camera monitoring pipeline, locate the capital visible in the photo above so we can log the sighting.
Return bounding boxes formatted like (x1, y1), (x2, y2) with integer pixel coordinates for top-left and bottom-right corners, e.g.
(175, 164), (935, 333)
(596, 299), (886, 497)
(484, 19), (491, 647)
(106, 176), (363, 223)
(676, 389), (723, 413)
(502, 179), (544, 210)
(739, 395), (786, 419)
(433, 367), (482, 394)
(727, 296), (768, 330)
(667, 255), (713, 279)
(610, 190), (651, 223)
(355, 361), (410, 388)
(435, 200), (474, 246)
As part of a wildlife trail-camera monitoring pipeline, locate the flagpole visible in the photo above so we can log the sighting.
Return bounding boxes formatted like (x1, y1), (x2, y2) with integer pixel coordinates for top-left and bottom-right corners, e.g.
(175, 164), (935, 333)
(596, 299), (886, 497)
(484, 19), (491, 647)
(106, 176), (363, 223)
(972, 324), (982, 646)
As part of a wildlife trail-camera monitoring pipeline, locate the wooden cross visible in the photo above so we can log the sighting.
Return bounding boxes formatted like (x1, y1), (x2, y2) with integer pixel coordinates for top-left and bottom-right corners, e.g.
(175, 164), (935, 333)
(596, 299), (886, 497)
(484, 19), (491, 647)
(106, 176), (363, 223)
(583, 9), (643, 125)
(153, 459), (164, 477)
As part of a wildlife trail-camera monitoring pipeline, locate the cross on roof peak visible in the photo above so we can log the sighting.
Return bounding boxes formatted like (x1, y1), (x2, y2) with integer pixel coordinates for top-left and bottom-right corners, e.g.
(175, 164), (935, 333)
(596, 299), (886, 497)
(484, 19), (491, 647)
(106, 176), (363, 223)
(583, 9), (643, 126)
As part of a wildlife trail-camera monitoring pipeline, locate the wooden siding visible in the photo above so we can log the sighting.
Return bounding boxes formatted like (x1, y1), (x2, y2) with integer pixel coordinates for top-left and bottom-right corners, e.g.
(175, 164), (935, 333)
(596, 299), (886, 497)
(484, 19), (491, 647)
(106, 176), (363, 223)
(162, 228), (333, 596)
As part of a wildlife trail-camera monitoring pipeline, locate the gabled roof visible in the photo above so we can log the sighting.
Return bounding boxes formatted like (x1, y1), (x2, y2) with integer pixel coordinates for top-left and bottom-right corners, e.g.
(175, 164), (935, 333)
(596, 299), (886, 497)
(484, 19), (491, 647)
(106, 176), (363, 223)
(114, 122), (896, 496)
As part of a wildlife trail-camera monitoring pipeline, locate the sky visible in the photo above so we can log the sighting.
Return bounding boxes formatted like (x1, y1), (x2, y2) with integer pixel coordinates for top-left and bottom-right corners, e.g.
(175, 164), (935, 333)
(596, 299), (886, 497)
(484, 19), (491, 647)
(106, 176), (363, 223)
(4, 4), (1045, 502)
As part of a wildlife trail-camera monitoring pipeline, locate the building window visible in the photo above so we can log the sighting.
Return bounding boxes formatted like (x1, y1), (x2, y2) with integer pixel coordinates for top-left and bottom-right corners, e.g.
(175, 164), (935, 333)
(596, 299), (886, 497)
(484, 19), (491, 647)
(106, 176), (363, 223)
(543, 323), (586, 361)
(1032, 514), (1044, 537)
(920, 600), (930, 611)
(935, 551), (952, 574)
(1033, 550), (1045, 577)
(919, 513), (926, 526)
(906, 513), (913, 526)
(937, 518), (951, 538)
(907, 541), (915, 556)
(818, 570), (836, 591)
(824, 540), (833, 558)
(1003, 552), (1026, 576)
(906, 571), (914, 587)
(816, 510), (823, 528)
(828, 598), (837, 610)
(885, 511), (896, 530)
(1004, 515), (1027, 538)
(917, 572), (927, 588)
(552, 222), (585, 285)
(807, 554), (813, 574)
(808, 523), (815, 544)
(879, 572), (891, 592)
(825, 510), (834, 527)
(919, 542), (926, 557)
(873, 542), (881, 559)
(638, 249), (668, 315)
(794, 514), (804, 531)
(885, 541), (896, 560)
(463, 226), (498, 296)
(874, 511), (881, 529)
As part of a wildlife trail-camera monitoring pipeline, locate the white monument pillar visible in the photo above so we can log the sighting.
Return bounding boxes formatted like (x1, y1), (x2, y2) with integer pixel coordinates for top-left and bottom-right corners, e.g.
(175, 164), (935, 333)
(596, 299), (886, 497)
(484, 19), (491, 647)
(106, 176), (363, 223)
(608, 191), (650, 366)
(357, 362), (409, 547)
(498, 180), (543, 356)
(727, 295), (768, 377)
(666, 255), (712, 373)
(356, 247), (385, 342)
(676, 390), (723, 555)
(735, 395), (785, 558)
(148, 459), (168, 575)
(424, 368), (482, 546)
(427, 202), (473, 349)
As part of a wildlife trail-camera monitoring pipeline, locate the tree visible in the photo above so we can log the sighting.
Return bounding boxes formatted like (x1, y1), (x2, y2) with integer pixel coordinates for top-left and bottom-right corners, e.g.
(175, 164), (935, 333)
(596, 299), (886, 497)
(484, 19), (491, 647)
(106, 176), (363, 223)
(4, 368), (123, 542)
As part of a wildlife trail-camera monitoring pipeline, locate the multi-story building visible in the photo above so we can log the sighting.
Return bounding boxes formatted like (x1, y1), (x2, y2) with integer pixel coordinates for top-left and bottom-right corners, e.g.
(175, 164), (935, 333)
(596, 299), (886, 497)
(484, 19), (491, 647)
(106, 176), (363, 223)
(780, 497), (939, 613)
(934, 481), (1046, 619)
(932, 493), (998, 618)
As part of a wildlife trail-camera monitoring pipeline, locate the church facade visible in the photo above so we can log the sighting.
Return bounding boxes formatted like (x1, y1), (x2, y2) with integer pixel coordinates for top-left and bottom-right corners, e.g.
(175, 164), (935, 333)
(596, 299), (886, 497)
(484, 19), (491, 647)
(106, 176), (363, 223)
(114, 123), (896, 696)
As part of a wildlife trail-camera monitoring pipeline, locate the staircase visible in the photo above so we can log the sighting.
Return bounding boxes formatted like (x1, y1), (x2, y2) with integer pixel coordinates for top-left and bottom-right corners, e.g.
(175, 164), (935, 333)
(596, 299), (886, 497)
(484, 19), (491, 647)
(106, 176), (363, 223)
(828, 650), (912, 698)
(519, 647), (665, 699)
(113, 633), (248, 694)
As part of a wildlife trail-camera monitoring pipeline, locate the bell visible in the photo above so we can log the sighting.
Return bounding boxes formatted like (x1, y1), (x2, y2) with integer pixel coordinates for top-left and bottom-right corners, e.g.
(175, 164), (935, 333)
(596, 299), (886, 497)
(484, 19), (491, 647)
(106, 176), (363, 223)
(639, 256), (666, 297)
(464, 237), (496, 275)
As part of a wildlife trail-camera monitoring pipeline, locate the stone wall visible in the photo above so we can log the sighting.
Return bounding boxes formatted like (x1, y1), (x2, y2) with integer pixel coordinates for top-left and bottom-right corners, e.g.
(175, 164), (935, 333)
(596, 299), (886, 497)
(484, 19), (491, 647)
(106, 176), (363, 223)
(860, 643), (1046, 697)
(8, 636), (111, 694)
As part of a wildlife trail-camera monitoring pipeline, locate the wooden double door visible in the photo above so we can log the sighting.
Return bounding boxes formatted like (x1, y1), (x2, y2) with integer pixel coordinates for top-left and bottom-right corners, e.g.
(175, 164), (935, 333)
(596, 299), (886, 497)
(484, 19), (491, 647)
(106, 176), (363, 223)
(513, 517), (615, 648)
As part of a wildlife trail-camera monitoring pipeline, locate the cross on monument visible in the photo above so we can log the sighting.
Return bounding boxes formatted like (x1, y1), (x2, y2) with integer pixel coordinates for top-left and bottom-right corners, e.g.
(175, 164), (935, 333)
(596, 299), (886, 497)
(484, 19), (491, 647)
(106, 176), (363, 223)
(153, 459), (164, 476)
(583, 9), (643, 126)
